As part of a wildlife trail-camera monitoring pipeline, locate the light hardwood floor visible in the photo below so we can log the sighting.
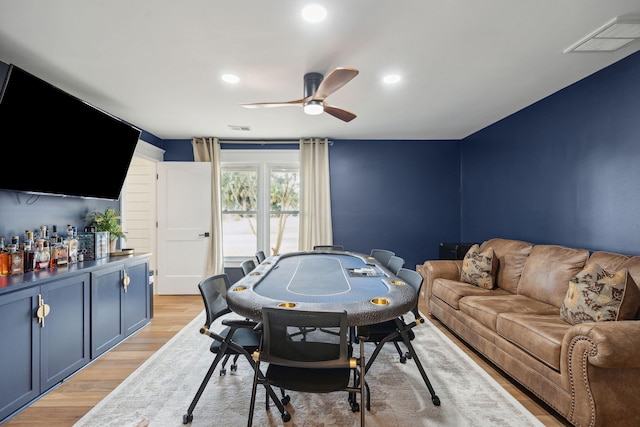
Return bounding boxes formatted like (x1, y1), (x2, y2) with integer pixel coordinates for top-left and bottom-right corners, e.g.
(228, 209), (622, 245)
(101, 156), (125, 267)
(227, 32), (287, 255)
(2, 295), (570, 427)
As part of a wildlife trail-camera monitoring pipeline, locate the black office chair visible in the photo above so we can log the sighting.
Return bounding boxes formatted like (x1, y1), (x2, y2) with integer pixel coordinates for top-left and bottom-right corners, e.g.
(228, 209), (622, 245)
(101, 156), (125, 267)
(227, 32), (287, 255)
(386, 255), (405, 275)
(352, 268), (440, 409)
(183, 274), (291, 424)
(370, 248), (395, 266)
(248, 307), (368, 426)
(241, 258), (257, 276)
(255, 250), (266, 264)
(313, 244), (345, 251)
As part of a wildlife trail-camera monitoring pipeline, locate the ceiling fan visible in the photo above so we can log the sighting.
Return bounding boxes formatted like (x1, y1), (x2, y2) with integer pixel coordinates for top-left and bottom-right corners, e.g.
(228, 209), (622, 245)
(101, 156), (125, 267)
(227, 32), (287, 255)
(240, 67), (359, 122)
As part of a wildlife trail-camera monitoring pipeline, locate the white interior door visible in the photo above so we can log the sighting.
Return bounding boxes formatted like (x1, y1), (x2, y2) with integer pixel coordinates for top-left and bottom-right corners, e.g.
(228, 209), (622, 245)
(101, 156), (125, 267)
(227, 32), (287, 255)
(157, 162), (211, 295)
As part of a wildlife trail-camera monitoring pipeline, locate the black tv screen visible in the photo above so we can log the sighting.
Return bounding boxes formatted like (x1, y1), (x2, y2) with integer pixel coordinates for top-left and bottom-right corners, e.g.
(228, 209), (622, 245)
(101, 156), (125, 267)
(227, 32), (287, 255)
(0, 65), (141, 200)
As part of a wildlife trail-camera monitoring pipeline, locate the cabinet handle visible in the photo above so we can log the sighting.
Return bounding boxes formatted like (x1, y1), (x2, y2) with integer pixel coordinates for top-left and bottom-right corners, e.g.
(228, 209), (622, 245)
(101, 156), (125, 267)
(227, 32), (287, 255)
(123, 271), (131, 293)
(36, 294), (51, 328)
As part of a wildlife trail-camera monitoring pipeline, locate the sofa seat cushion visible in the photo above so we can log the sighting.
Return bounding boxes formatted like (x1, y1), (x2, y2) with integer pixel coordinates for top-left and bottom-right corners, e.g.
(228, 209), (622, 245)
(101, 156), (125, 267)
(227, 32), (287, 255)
(459, 294), (559, 331)
(432, 278), (510, 309)
(496, 313), (570, 371)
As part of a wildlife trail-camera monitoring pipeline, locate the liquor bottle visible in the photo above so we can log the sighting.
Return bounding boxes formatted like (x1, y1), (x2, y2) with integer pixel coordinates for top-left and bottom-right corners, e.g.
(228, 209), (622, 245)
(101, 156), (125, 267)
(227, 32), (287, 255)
(0, 237), (9, 276)
(66, 225), (79, 264)
(50, 231), (68, 268)
(7, 242), (24, 275)
(23, 230), (36, 272)
(35, 238), (51, 270)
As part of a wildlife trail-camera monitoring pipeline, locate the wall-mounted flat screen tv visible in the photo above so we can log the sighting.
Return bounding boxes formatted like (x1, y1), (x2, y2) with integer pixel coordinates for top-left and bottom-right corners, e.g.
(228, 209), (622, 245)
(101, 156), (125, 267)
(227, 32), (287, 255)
(0, 64), (141, 200)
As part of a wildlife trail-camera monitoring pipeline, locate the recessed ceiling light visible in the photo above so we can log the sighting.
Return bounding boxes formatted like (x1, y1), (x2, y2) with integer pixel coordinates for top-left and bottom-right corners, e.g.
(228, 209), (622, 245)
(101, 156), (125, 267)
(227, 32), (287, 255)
(383, 74), (402, 84)
(221, 74), (240, 84)
(302, 4), (327, 23)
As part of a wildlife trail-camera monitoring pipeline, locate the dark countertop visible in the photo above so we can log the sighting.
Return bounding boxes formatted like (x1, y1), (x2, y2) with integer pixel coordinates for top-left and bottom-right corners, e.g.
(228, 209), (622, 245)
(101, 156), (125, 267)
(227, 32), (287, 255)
(0, 252), (151, 296)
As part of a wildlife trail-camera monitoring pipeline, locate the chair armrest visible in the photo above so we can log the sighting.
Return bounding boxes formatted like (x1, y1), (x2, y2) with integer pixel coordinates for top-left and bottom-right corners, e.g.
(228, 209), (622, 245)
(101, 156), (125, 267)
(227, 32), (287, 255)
(221, 318), (259, 329)
(417, 260), (462, 315)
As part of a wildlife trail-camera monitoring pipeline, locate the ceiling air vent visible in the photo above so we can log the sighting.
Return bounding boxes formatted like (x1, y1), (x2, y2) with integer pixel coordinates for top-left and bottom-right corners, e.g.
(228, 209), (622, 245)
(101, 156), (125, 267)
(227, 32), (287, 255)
(565, 17), (640, 53)
(228, 125), (252, 131)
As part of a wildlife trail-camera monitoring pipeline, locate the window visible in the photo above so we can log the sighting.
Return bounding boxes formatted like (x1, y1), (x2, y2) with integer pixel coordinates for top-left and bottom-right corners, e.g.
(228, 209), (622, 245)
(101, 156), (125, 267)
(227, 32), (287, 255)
(220, 149), (299, 263)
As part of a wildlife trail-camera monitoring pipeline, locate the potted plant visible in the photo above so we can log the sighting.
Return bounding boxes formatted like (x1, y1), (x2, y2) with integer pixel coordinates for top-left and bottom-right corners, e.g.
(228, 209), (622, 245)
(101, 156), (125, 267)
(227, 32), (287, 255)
(85, 207), (127, 253)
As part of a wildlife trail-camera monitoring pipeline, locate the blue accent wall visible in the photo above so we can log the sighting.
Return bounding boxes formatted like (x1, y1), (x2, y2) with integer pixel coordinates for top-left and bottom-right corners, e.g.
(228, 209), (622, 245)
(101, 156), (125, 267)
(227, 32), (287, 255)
(461, 50), (640, 255)
(329, 139), (460, 269)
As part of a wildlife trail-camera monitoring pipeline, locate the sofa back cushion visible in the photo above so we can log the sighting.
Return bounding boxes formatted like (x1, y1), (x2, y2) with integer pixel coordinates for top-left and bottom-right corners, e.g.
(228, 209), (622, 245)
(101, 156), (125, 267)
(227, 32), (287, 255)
(479, 238), (533, 294)
(518, 245), (589, 308)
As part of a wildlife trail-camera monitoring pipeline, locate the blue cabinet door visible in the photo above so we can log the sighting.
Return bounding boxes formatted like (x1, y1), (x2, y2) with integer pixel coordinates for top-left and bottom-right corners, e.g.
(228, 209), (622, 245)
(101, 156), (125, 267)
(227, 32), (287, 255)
(123, 259), (150, 337)
(40, 273), (90, 392)
(0, 287), (39, 422)
(91, 265), (125, 358)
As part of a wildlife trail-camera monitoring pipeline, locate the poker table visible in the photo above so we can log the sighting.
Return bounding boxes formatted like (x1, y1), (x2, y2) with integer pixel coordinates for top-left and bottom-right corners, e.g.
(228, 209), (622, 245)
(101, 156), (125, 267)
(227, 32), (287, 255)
(226, 250), (417, 326)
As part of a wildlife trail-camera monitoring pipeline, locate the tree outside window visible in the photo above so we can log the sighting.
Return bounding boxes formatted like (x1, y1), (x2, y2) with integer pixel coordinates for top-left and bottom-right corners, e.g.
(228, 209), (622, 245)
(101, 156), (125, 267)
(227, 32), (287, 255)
(221, 153), (299, 259)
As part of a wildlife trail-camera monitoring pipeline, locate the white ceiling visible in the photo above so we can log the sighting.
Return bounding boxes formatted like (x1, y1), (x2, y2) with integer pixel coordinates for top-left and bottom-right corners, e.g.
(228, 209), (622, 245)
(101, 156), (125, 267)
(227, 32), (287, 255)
(1, 0), (639, 141)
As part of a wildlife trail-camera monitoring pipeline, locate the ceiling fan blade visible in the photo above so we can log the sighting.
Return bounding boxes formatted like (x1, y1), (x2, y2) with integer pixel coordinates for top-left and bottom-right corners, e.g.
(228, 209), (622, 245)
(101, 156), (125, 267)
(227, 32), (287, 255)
(241, 98), (306, 109)
(312, 67), (359, 101)
(324, 104), (357, 122)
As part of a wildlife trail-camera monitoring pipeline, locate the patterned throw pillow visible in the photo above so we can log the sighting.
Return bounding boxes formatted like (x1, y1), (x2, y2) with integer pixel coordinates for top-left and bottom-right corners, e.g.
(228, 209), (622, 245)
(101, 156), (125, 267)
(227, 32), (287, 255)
(460, 244), (497, 289)
(560, 263), (640, 325)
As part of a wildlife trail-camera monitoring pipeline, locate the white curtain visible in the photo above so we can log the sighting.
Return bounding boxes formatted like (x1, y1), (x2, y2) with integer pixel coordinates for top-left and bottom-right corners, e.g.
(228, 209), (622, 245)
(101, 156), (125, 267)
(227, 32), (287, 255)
(299, 137), (333, 250)
(192, 137), (224, 276)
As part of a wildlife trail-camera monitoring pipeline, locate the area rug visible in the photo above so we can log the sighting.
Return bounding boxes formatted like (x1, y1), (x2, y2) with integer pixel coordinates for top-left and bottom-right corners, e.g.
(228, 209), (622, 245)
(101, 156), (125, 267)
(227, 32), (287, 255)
(73, 310), (544, 427)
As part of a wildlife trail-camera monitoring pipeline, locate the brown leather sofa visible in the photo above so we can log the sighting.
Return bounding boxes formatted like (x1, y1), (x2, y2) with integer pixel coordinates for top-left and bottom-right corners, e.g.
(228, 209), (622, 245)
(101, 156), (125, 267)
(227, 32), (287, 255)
(417, 238), (640, 427)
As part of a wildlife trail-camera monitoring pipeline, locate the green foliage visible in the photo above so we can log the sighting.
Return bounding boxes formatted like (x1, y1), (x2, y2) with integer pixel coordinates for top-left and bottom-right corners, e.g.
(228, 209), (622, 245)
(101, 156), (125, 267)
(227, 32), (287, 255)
(221, 169), (299, 255)
(85, 207), (127, 241)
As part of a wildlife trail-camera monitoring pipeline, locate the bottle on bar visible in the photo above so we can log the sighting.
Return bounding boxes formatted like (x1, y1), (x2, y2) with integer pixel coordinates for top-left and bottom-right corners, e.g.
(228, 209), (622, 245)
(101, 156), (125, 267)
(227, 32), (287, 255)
(35, 238), (49, 270)
(23, 230), (36, 272)
(0, 237), (9, 276)
(49, 225), (68, 268)
(7, 237), (24, 275)
(66, 225), (79, 264)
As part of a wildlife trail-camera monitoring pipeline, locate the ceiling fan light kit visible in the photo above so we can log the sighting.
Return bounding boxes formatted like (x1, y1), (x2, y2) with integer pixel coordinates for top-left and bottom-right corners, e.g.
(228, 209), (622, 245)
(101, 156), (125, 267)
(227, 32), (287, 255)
(241, 67), (359, 122)
(303, 100), (324, 115)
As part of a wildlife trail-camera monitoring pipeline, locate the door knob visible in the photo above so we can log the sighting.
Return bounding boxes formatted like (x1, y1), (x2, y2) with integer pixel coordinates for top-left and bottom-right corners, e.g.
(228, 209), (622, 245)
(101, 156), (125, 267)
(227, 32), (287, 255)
(199, 232), (210, 237)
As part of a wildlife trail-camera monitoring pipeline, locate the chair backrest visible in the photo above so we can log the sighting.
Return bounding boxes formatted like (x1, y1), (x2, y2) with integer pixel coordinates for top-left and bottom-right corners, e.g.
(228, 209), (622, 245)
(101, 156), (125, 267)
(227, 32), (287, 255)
(396, 267), (424, 314)
(255, 250), (266, 263)
(396, 267), (423, 294)
(198, 274), (232, 328)
(312, 245), (345, 251)
(241, 259), (257, 276)
(260, 307), (350, 369)
(370, 248), (395, 266)
(387, 255), (405, 275)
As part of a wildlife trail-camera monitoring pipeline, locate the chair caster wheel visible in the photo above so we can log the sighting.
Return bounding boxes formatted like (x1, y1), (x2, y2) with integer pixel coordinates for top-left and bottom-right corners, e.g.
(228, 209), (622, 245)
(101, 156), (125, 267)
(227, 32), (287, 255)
(281, 395), (290, 405)
(231, 364), (237, 372)
(432, 395), (441, 406)
(219, 368), (226, 376)
(351, 402), (360, 412)
(405, 351), (412, 360)
(183, 413), (193, 424)
(282, 410), (291, 422)
(399, 356), (407, 364)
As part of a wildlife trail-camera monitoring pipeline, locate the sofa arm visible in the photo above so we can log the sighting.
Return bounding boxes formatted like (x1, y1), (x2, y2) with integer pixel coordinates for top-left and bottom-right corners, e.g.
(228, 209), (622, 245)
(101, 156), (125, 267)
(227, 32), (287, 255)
(561, 320), (640, 427)
(416, 260), (462, 315)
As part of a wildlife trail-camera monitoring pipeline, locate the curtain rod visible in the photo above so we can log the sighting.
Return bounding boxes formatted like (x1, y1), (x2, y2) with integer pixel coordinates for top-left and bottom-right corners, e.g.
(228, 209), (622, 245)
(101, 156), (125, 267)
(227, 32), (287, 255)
(217, 138), (332, 145)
